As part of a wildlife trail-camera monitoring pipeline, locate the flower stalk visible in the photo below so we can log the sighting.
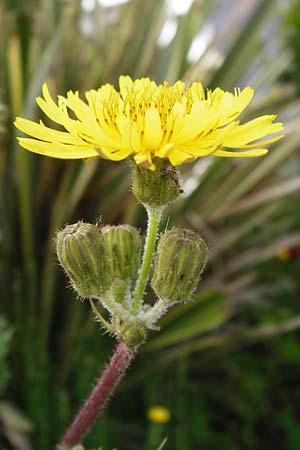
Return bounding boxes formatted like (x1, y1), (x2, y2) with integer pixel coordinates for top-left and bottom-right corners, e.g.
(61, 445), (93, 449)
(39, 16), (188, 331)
(57, 341), (136, 449)
(131, 206), (163, 316)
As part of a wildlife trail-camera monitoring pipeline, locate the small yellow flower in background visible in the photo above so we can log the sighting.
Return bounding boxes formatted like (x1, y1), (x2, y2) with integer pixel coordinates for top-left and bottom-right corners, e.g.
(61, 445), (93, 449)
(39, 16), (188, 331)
(147, 405), (171, 424)
(277, 248), (291, 261)
(277, 246), (300, 261)
(15, 76), (284, 171)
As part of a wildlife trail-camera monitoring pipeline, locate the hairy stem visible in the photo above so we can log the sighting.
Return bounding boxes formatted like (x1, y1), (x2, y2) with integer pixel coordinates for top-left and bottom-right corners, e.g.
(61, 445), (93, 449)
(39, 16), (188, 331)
(131, 206), (163, 316)
(57, 341), (136, 449)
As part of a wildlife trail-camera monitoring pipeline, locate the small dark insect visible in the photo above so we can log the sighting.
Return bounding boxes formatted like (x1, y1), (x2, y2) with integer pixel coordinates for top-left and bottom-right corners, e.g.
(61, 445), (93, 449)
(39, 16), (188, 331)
(161, 165), (179, 181)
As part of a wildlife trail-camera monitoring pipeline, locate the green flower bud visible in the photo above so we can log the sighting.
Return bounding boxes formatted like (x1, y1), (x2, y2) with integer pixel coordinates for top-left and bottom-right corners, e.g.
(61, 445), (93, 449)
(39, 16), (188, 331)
(131, 159), (181, 207)
(102, 225), (142, 287)
(151, 228), (208, 302)
(56, 222), (112, 298)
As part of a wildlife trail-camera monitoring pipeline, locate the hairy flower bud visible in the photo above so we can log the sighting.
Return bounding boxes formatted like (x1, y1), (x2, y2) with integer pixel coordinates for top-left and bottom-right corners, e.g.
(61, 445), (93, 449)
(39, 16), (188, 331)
(151, 228), (208, 302)
(56, 222), (112, 298)
(102, 225), (142, 287)
(132, 160), (181, 207)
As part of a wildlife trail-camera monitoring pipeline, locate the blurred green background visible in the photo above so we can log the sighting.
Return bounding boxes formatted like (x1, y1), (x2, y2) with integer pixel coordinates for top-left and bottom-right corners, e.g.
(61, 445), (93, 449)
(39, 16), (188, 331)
(1, 0), (300, 448)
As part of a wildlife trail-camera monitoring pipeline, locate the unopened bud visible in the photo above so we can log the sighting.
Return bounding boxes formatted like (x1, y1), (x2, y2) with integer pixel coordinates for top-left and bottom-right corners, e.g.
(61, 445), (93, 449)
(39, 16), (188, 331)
(102, 225), (142, 287)
(56, 222), (112, 298)
(132, 160), (181, 207)
(151, 228), (208, 302)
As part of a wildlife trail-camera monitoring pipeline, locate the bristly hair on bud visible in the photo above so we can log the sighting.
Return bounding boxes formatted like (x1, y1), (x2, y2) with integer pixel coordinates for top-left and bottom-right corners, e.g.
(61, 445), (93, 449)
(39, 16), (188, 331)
(55, 222), (112, 298)
(151, 228), (208, 303)
(131, 158), (181, 207)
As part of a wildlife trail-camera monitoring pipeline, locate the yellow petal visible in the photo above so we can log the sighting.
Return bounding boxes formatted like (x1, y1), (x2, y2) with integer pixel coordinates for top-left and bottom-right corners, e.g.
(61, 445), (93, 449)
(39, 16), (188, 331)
(96, 147), (132, 161)
(190, 120), (237, 148)
(14, 117), (83, 145)
(64, 91), (91, 121)
(223, 116), (284, 147)
(144, 107), (162, 149)
(215, 87), (254, 125)
(119, 75), (133, 100)
(116, 117), (141, 152)
(134, 151), (155, 170)
(155, 142), (174, 158)
(64, 95), (122, 150)
(232, 134), (284, 149)
(173, 102), (218, 144)
(190, 82), (205, 101)
(213, 148), (268, 157)
(37, 83), (63, 123)
(168, 102), (185, 137)
(167, 148), (196, 166)
(170, 145), (218, 158)
(17, 138), (99, 159)
(37, 84), (81, 135)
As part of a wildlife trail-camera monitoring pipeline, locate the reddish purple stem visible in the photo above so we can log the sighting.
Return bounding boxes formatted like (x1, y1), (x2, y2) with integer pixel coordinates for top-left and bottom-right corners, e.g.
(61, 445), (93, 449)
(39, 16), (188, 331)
(57, 341), (136, 449)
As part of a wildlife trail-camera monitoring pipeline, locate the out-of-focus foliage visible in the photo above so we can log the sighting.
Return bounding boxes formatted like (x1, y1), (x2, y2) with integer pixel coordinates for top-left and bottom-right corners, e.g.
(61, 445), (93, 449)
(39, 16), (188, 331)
(1, 0), (300, 448)
(281, 0), (300, 92)
(0, 318), (33, 450)
(0, 317), (12, 394)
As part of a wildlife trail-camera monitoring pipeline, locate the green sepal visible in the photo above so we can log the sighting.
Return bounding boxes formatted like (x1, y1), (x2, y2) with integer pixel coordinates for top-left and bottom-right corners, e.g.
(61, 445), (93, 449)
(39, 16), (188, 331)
(131, 159), (181, 207)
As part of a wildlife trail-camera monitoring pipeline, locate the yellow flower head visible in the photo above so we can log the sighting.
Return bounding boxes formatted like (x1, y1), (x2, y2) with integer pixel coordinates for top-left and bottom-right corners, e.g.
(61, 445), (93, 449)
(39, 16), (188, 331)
(15, 76), (284, 170)
(147, 405), (171, 424)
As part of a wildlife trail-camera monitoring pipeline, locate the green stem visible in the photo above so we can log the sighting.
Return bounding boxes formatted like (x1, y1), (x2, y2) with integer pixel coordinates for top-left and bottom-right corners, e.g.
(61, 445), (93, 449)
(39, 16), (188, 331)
(89, 299), (113, 332)
(131, 206), (164, 316)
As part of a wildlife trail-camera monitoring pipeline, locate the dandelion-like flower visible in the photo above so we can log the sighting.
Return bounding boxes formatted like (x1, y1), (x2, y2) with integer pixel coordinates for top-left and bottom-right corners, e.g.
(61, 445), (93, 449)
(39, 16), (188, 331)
(15, 76), (284, 170)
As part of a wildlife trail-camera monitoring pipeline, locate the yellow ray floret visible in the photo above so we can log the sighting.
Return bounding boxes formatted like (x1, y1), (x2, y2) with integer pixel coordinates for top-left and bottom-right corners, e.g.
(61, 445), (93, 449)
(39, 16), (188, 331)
(14, 76), (284, 170)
